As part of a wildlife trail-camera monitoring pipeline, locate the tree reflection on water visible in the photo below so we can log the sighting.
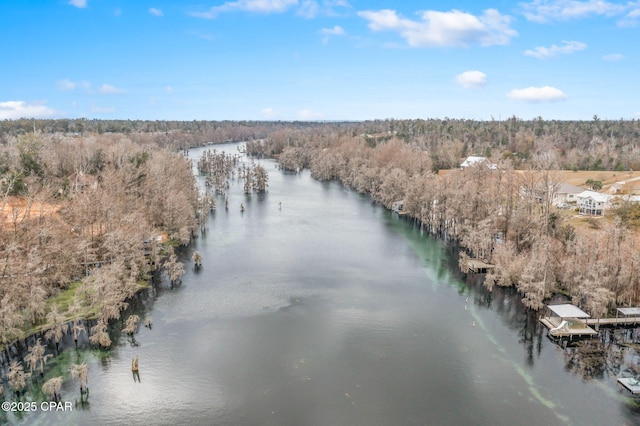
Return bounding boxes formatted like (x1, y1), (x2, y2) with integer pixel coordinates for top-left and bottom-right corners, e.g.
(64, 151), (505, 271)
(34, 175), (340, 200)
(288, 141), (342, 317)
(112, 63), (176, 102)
(564, 340), (608, 379)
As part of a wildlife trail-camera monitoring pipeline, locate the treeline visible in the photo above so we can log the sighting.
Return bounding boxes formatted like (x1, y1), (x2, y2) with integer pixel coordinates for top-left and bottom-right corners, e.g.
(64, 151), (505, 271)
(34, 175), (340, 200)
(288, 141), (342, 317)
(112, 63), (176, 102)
(0, 132), (199, 361)
(4, 117), (640, 171)
(1, 117), (640, 329)
(247, 130), (640, 317)
(0, 119), (357, 152)
(245, 117), (640, 172)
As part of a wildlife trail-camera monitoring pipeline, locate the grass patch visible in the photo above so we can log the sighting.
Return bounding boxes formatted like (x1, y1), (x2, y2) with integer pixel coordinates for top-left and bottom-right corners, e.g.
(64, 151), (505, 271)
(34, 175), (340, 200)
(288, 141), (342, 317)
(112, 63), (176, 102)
(18, 279), (150, 343)
(47, 281), (83, 313)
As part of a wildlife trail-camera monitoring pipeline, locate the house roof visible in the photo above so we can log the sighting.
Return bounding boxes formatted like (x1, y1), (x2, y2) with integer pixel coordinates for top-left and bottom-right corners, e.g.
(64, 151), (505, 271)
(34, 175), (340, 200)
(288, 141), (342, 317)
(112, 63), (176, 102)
(460, 156), (486, 167)
(460, 156), (497, 169)
(547, 304), (591, 318)
(577, 190), (611, 203)
(556, 182), (584, 195)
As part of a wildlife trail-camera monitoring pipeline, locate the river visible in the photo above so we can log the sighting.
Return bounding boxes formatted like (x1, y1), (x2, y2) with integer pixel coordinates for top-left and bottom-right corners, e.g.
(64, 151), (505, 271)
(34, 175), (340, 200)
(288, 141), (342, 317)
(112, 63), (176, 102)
(10, 143), (640, 425)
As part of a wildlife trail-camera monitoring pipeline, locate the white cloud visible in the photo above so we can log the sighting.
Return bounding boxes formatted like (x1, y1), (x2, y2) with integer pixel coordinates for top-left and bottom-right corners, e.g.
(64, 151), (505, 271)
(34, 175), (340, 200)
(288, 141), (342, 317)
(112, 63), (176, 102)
(190, 0), (298, 18)
(68, 0), (87, 8)
(57, 79), (76, 91)
(618, 7), (640, 26)
(455, 70), (487, 89)
(149, 8), (164, 17)
(165, 86), (174, 94)
(297, 109), (324, 120)
(321, 25), (345, 36)
(520, 0), (628, 23)
(80, 81), (92, 92)
(320, 25), (346, 44)
(603, 53), (623, 61)
(524, 40), (586, 59)
(261, 107), (278, 119)
(507, 86), (567, 102)
(298, 0), (320, 18)
(0, 101), (56, 119)
(186, 30), (216, 41)
(357, 8), (517, 48)
(56, 79), (158, 99)
(98, 84), (126, 94)
(56, 79), (92, 93)
(297, 0), (351, 18)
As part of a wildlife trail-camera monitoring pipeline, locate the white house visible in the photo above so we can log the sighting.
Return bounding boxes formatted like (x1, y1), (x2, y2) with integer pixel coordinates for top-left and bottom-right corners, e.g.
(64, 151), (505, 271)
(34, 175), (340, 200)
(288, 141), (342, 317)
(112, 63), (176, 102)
(553, 182), (584, 207)
(460, 156), (497, 169)
(576, 190), (613, 216)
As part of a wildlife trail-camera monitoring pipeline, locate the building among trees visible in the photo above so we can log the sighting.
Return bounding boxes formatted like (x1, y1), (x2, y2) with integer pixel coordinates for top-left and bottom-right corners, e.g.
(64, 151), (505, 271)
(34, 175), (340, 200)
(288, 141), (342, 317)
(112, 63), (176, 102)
(577, 190), (613, 216)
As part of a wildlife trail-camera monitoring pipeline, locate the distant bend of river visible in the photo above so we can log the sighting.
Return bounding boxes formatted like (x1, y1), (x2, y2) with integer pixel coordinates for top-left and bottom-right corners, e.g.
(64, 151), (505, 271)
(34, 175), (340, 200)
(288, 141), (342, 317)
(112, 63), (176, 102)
(13, 142), (640, 426)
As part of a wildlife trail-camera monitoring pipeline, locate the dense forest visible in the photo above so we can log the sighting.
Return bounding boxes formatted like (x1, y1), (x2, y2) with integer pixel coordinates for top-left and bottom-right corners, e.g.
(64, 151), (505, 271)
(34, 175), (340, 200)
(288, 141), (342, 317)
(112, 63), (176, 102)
(1, 117), (640, 398)
(0, 129), (202, 396)
(4, 116), (639, 170)
(240, 117), (640, 316)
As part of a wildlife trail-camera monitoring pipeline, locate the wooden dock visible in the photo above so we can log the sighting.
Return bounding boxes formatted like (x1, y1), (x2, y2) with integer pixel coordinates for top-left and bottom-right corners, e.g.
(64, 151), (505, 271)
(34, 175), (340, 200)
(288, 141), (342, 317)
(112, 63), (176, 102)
(540, 316), (598, 338)
(586, 317), (640, 327)
(587, 307), (640, 329)
(540, 305), (640, 338)
(466, 259), (495, 274)
(618, 378), (640, 394)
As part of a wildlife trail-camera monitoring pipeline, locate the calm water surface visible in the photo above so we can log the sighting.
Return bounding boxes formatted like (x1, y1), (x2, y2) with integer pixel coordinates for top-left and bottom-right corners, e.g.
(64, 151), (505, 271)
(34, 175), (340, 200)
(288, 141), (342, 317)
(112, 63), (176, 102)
(13, 143), (640, 425)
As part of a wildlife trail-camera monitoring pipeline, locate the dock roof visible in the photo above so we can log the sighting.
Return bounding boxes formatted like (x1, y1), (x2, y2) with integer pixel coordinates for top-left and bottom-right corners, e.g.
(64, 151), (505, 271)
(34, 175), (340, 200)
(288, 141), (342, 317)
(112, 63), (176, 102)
(618, 377), (640, 394)
(547, 304), (590, 318)
(617, 307), (640, 316)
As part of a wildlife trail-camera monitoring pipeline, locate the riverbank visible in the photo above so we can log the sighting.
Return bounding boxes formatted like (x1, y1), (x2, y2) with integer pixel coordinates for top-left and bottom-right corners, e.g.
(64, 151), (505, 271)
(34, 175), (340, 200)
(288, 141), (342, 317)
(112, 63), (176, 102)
(246, 138), (640, 314)
(8, 142), (640, 426)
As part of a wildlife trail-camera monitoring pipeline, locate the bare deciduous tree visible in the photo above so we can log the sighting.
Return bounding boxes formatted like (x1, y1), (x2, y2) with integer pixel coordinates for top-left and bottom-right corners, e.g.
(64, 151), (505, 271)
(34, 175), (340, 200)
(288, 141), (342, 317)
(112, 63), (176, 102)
(7, 361), (31, 396)
(42, 376), (64, 401)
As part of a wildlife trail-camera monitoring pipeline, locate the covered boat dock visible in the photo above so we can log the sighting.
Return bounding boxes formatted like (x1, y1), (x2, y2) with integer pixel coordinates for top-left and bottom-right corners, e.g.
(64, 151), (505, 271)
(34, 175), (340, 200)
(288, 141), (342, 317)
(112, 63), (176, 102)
(539, 304), (597, 338)
(618, 377), (640, 395)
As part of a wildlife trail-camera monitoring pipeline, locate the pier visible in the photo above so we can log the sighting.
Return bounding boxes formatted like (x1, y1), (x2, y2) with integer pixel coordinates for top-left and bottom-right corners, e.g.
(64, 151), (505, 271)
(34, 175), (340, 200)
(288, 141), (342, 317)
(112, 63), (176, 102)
(618, 378), (640, 395)
(466, 259), (495, 274)
(541, 305), (640, 338)
(586, 307), (640, 329)
(539, 304), (597, 338)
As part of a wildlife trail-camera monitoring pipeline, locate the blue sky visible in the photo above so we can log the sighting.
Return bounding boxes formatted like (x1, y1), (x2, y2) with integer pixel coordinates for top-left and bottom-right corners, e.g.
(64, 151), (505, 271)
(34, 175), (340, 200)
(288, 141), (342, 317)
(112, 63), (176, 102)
(1, 0), (638, 121)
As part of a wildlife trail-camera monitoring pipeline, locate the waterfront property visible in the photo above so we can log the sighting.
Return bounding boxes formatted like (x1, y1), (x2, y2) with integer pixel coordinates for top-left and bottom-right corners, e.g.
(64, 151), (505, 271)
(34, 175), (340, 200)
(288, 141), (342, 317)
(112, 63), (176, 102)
(541, 304), (640, 337)
(576, 190), (612, 216)
(539, 304), (598, 338)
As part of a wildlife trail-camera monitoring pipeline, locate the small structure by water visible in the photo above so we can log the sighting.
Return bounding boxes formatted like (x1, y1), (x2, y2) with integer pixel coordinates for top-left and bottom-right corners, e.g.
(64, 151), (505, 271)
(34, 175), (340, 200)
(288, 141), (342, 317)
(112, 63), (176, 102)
(585, 307), (640, 329)
(466, 259), (495, 274)
(618, 377), (640, 395)
(540, 304), (597, 339)
(614, 307), (640, 324)
(391, 200), (406, 216)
